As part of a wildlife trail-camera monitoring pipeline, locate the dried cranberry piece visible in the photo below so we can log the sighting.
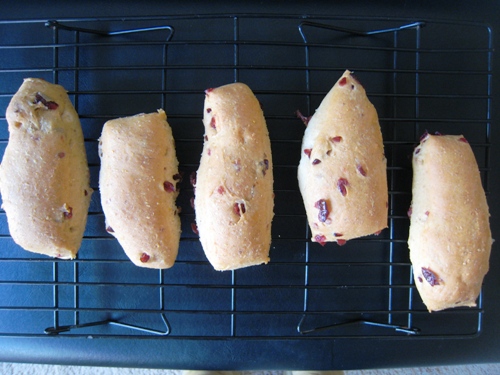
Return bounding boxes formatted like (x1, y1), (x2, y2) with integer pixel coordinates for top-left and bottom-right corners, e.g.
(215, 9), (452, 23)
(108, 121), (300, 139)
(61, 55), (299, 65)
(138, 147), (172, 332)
(312, 159), (321, 165)
(337, 178), (349, 196)
(415, 148), (421, 155)
(459, 137), (468, 143)
(204, 135), (208, 141)
(295, 110), (312, 126)
(260, 159), (269, 175)
(419, 131), (429, 142)
(189, 172), (197, 187)
(337, 239), (346, 246)
(407, 206), (412, 218)
(47, 102), (58, 110)
(63, 206), (73, 219)
(314, 199), (329, 223)
(373, 230), (382, 236)
(357, 164), (367, 177)
(34, 93), (59, 110)
(205, 88), (214, 94)
(206, 108), (212, 113)
(239, 203), (246, 214)
(191, 222), (199, 235)
(303, 148), (312, 158)
(207, 148), (211, 156)
(421, 267), (440, 286)
(84, 189), (88, 196)
(314, 234), (327, 246)
(333, 233), (343, 237)
(233, 202), (246, 216)
(58, 152), (65, 158)
(173, 173), (182, 181)
(418, 277), (423, 283)
(190, 197), (195, 209)
(217, 186), (225, 194)
(106, 226), (114, 233)
(210, 117), (216, 129)
(330, 136), (342, 143)
(140, 253), (150, 263)
(338, 77), (347, 86)
(163, 181), (175, 192)
(434, 131), (443, 136)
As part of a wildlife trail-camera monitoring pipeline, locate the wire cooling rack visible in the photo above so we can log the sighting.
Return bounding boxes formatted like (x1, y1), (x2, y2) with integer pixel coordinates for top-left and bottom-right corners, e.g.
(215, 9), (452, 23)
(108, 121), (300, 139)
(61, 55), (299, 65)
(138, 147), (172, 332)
(0, 15), (492, 339)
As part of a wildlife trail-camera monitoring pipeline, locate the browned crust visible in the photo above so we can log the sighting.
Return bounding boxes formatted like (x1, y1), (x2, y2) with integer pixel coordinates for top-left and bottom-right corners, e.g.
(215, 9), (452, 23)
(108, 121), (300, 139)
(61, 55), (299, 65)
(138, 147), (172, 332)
(99, 110), (180, 269)
(0, 78), (92, 259)
(195, 83), (274, 271)
(298, 70), (388, 245)
(408, 133), (492, 311)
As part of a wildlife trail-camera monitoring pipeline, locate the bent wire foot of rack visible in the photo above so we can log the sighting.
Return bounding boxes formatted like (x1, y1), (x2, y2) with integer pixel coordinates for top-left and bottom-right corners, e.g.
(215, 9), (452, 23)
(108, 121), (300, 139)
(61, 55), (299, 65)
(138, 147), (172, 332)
(44, 314), (171, 336)
(297, 314), (420, 336)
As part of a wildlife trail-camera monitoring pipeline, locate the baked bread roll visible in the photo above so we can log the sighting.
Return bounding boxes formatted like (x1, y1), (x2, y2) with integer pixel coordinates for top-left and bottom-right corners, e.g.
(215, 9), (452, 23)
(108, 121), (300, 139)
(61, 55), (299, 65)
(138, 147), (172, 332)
(195, 83), (274, 271)
(0, 78), (92, 259)
(408, 133), (493, 312)
(297, 70), (387, 245)
(99, 110), (180, 269)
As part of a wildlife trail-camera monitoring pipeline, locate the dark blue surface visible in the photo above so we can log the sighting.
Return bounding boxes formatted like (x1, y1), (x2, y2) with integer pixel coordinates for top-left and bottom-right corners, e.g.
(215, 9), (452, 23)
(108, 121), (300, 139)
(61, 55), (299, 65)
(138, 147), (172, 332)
(0, 0), (499, 370)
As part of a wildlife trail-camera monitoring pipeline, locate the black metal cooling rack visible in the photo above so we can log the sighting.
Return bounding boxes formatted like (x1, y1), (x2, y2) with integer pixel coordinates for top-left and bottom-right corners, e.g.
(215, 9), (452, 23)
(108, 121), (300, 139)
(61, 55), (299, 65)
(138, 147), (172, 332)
(0, 14), (492, 340)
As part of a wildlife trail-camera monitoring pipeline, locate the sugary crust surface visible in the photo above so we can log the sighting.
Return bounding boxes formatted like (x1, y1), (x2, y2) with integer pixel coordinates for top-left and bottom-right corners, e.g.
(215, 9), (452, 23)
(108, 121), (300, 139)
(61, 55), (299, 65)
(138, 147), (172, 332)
(298, 70), (388, 245)
(195, 83), (274, 271)
(408, 134), (493, 311)
(0, 78), (92, 259)
(99, 110), (180, 269)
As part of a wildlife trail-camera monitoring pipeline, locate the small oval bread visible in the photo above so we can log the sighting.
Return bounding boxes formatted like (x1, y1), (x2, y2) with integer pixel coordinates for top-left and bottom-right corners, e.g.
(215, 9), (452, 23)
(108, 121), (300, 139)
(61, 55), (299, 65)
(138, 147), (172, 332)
(297, 70), (388, 245)
(0, 78), (92, 259)
(408, 133), (493, 312)
(99, 110), (180, 269)
(195, 82), (274, 271)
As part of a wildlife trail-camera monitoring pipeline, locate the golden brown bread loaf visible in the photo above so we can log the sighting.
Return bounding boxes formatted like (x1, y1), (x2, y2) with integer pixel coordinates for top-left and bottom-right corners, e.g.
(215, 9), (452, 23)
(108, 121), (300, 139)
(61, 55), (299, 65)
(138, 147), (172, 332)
(408, 133), (493, 312)
(99, 110), (180, 269)
(0, 78), (92, 259)
(194, 82), (274, 271)
(297, 70), (388, 246)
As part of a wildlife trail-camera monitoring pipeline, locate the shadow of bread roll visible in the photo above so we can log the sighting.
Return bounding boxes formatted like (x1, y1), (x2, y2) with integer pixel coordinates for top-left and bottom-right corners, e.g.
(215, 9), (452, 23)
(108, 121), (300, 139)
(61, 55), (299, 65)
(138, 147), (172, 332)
(99, 110), (180, 269)
(409, 133), (493, 312)
(298, 70), (388, 246)
(0, 78), (92, 259)
(195, 83), (274, 271)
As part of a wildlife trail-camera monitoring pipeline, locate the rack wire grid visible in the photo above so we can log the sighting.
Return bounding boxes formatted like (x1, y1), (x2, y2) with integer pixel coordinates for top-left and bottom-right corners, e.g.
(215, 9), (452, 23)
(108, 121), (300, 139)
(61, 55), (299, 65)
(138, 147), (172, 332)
(0, 14), (492, 339)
